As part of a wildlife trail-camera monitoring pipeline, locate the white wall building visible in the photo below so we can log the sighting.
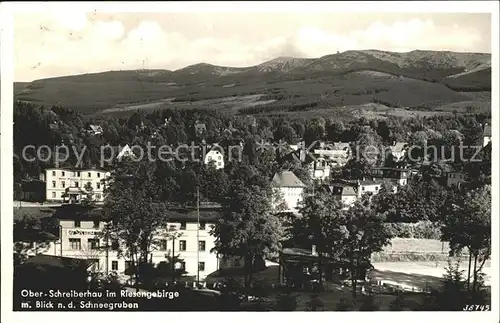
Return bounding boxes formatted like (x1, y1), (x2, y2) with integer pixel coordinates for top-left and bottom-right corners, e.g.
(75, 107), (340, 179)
(26, 206), (222, 281)
(204, 148), (224, 170)
(271, 171), (306, 213)
(45, 168), (110, 203)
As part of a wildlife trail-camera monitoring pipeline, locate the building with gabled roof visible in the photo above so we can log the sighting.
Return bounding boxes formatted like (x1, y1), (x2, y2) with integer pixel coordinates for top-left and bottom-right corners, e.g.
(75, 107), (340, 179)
(271, 171), (306, 213)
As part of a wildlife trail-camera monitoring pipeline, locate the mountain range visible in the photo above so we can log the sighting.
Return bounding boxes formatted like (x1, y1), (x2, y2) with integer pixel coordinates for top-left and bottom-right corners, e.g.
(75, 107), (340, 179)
(14, 49), (492, 116)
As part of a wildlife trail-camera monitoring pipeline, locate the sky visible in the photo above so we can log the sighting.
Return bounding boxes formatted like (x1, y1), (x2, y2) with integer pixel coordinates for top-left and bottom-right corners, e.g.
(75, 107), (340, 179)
(13, 11), (492, 82)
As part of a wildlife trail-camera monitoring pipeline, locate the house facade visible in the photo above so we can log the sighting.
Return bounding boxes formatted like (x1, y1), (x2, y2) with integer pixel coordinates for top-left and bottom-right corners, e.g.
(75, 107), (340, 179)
(204, 148), (225, 170)
(445, 171), (466, 188)
(271, 171), (306, 213)
(370, 167), (410, 186)
(45, 168), (110, 203)
(27, 206), (222, 281)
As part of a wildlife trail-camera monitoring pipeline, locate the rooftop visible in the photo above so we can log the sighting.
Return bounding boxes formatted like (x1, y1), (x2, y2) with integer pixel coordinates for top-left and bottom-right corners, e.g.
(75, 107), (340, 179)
(271, 171), (306, 188)
(389, 142), (408, 153)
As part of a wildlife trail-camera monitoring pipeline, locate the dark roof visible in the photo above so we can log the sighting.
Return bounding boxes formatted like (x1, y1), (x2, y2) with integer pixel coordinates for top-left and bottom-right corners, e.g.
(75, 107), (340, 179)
(25, 255), (93, 270)
(324, 183), (357, 196)
(271, 171), (306, 188)
(52, 204), (222, 222)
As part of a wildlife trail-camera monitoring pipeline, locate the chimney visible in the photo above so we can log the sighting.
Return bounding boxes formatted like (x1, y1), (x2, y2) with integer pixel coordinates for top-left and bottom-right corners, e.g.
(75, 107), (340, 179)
(311, 245), (317, 256)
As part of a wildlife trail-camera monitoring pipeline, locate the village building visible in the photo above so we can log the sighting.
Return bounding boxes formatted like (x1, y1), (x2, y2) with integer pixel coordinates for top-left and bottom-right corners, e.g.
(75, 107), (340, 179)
(45, 168), (110, 203)
(17, 204), (224, 281)
(87, 124), (103, 136)
(271, 171), (306, 213)
(203, 145), (225, 170)
(370, 167), (411, 186)
(444, 171), (467, 189)
(387, 142), (408, 161)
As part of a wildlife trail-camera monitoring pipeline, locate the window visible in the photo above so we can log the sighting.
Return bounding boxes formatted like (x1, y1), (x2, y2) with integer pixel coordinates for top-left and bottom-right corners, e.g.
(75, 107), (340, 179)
(111, 261), (118, 271)
(61, 171), (65, 176)
(74, 182), (79, 188)
(159, 239), (167, 251)
(125, 261), (133, 271)
(218, 156), (222, 160)
(218, 162), (222, 167)
(179, 240), (187, 251)
(61, 192), (65, 197)
(69, 238), (81, 250)
(198, 262), (205, 272)
(97, 173), (101, 178)
(199, 241), (206, 252)
(88, 239), (100, 250)
(96, 183), (101, 189)
(180, 222), (186, 230)
(111, 239), (119, 251)
(96, 194), (101, 200)
(199, 222), (206, 230)
(87, 182), (92, 188)
(234, 258), (241, 267)
(88, 172), (91, 178)
(93, 220), (100, 228)
(61, 181), (65, 188)
(179, 261), (186, 270)
(52, 181), (56, 188)
(362, 187), (365, 191)
(77, 172), (81, 177)
(375, 186), (379, 191)
(52, 192), (56, 198)
(75, 220), (81, 228)
(52, 171), (56, 176)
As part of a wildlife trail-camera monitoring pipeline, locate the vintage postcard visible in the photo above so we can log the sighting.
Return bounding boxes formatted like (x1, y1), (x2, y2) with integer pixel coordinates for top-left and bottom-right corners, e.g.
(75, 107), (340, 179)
(1, 1), (498, 322)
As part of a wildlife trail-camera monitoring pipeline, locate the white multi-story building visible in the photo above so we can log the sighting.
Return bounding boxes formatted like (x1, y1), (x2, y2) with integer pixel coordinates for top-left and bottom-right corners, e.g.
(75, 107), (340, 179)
(45, 168), (110, 203)
(26, 205), (222, 281)
(204, 147), (225, 170)
(271, 171), (306, 213)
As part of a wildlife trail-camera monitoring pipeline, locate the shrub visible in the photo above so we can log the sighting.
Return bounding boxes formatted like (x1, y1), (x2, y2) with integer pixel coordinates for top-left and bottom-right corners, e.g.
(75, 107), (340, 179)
(275, 291), (298, 311)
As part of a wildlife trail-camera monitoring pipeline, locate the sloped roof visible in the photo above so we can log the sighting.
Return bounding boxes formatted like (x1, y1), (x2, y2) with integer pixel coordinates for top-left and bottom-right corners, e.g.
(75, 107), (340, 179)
(326, 183), (357, 196)
(195, 123), (207, 132)
(272, 171), (306, 188)
(389, 142), (408, 153)
(89, 124), (103, 132)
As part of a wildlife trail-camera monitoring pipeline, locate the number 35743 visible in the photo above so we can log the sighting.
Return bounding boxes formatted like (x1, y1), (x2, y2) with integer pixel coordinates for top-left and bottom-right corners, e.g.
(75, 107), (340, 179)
(463, 304), (490, 311)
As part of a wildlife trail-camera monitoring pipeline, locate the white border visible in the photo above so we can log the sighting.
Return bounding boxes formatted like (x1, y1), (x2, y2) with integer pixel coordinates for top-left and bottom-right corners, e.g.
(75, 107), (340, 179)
(1, 2), (499, 323)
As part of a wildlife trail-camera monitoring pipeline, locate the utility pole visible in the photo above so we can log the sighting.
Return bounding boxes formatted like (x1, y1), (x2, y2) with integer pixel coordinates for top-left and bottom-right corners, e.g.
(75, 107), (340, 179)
(196, 187), (200, 286)
(171, 236), (176, 285)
